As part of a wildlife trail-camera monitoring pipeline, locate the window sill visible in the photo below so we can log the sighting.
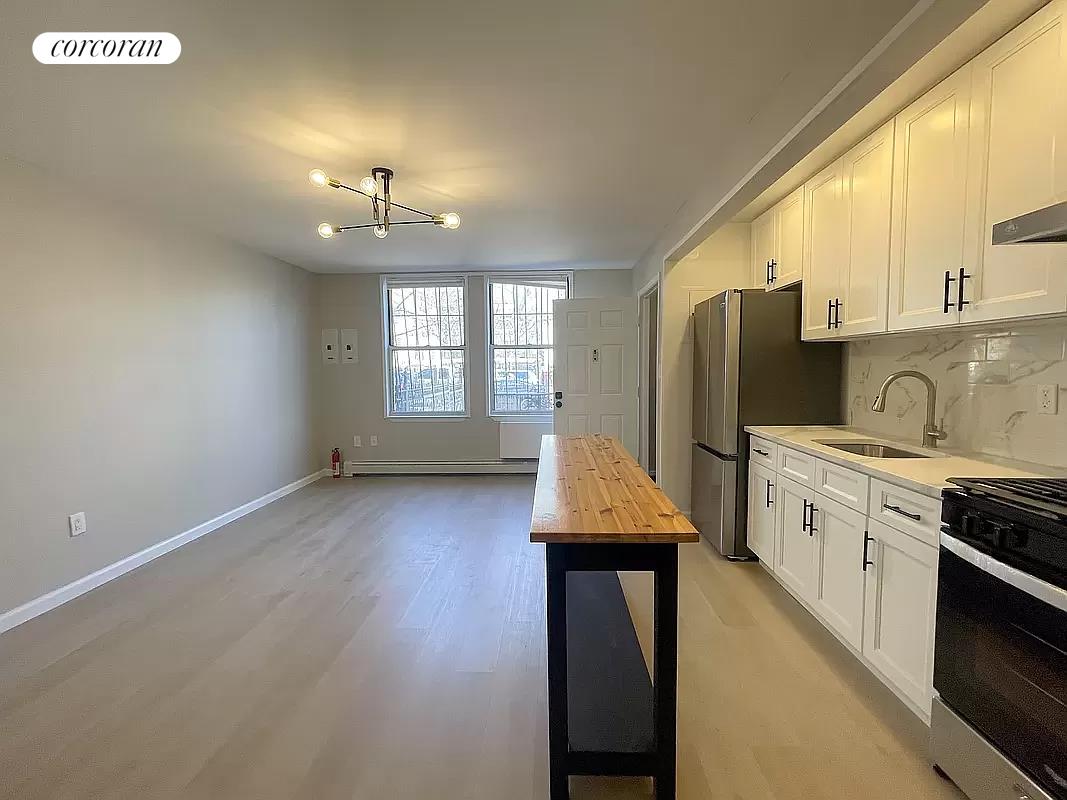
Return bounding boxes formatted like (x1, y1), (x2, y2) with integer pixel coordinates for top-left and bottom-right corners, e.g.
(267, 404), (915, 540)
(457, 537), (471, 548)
(492, 415), (553, 424)
(385, 414), (471, 422)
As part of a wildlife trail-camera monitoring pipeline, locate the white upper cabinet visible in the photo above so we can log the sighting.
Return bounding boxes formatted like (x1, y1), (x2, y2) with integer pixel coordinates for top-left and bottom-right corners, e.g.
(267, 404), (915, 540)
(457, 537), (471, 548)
(802, 159), (846, 340)
(838, 120), (894, 336)
(751, 207), (777, 289)
(961, 0), (1067, 324)
(774, 186), (805, 290)
(887, 65), (973, 332)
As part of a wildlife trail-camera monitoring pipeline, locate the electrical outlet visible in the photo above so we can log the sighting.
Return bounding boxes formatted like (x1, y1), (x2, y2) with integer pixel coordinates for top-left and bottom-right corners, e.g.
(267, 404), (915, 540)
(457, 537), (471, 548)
(69, 512), (87, 537)
(353, 435), (362, 447)
(1038, 384), (1059, 415)
(369, 435), (379, 447)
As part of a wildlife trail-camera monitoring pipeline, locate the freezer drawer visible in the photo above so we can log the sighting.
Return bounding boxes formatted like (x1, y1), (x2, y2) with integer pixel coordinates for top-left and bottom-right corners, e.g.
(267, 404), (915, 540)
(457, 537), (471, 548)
(691, 444), (742, 558)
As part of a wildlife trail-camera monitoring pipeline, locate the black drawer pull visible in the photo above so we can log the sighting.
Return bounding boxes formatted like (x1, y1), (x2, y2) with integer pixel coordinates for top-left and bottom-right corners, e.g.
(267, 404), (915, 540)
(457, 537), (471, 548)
(754, 448), (769, 457)
(883, 503), (921, 521)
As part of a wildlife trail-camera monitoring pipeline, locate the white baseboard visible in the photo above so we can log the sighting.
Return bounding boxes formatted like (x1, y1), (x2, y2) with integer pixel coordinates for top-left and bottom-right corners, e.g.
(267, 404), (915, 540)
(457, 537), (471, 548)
(347, 460), (538, 475)
(0, 468), (330, 637)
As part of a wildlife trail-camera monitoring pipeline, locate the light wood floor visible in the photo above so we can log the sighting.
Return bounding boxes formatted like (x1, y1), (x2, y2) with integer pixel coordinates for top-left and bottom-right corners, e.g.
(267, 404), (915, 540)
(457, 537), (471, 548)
(0, 476), (962, 799)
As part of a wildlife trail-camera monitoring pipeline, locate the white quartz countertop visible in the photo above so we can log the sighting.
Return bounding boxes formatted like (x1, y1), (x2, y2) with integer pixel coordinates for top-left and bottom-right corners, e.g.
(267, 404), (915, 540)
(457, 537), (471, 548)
(743, 425), (1059, 498)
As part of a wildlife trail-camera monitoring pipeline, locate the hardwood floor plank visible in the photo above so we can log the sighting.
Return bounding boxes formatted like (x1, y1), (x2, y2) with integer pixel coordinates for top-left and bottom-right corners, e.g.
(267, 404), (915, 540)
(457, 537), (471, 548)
(0, 476), (961, 799)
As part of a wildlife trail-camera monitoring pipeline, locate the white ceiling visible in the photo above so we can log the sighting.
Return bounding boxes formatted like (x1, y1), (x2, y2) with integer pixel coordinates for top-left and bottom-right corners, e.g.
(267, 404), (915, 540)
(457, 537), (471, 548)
(2, 0), (920, 273)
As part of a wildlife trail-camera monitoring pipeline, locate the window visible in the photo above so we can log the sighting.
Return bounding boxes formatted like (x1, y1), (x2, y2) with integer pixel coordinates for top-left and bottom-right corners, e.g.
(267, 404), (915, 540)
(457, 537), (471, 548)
(383, 276), (467, 416)
(488, 275), (570, 415)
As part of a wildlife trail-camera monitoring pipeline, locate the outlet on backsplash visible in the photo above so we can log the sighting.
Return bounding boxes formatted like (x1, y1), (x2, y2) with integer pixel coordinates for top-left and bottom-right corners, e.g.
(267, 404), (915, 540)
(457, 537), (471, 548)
(847, 320), (1067, 468)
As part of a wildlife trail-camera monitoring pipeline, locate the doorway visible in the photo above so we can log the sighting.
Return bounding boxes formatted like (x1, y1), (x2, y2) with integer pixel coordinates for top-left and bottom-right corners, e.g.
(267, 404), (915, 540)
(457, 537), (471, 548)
(638, 282), (659, 480)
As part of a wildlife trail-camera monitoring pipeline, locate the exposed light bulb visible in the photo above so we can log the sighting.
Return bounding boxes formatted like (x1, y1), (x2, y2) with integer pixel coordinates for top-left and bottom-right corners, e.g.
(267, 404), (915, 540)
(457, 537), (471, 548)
(373, 225), (389, 239)
(440, 212), (461, 230)
(308, 169), (329, 188)
(359, 176), (378, 196)
(317, 222), (336, 239)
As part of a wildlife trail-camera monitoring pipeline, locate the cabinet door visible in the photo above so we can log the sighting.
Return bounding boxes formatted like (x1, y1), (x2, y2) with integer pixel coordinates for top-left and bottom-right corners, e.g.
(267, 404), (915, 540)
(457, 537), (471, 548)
(839, 120), (894, 337)
(773, 476), (816, 600)
(772, 186), (805, 290)
(751, 208), (777, 289)
(862, 519), (938, 717)
(801, 159), (845, 340)
(747, 462), (776, 564)
(887, 66), (972, 332)
(810, 495), (866, 651)
(962, 0), (1067, 324)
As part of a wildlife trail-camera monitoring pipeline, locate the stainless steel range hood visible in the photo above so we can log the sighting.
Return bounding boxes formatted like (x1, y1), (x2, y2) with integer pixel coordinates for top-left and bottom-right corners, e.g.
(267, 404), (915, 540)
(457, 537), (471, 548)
(992, 201), (1067, 244)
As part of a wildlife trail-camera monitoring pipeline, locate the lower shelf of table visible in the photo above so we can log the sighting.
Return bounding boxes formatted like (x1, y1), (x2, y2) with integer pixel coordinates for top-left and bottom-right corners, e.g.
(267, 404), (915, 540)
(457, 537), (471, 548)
(566, 570), (655, 758)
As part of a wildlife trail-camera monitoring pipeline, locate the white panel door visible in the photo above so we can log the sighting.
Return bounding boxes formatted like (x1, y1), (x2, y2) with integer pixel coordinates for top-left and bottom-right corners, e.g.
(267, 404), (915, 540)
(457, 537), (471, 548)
(839, 119), (894, 337)
(810, 494), (866, 651)
(862, 519), (938, 716)
(801, 159), (845, 341)
(751, 207), (777, 289)
(888, 65), (972, 332)
(962, 0), (1067, 324)
(746, 461), (777, 564)
(774, 476), (816, 601)
(772, 186), (805, 290)
(552, 297), (638, 455)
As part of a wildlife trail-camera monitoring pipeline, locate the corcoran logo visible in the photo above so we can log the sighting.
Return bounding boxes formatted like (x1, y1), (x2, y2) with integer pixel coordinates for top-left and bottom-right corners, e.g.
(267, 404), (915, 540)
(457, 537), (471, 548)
(32, 32), (181, 64)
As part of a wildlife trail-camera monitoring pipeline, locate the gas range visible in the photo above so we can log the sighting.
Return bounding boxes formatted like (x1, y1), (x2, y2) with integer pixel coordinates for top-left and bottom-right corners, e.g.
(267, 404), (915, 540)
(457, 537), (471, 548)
(933, 477), (1067, 800)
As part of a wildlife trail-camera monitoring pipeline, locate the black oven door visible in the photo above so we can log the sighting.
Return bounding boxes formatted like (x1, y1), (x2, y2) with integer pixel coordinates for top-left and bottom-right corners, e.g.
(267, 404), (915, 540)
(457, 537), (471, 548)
(935, 534), (1067, 798)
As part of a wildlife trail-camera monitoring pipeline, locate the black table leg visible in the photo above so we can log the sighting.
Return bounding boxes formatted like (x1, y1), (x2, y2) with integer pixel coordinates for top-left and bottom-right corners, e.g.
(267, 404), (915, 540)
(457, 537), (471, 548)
(544, 543), (680, 800)
(546, 544), (570, 800)
(653, 545), (679, 800)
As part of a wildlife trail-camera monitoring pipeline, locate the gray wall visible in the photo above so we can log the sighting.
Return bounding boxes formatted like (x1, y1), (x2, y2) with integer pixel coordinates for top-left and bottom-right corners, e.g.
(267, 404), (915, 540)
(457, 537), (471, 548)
(0, 158), (319, 616)
(317, 269), (633, 463)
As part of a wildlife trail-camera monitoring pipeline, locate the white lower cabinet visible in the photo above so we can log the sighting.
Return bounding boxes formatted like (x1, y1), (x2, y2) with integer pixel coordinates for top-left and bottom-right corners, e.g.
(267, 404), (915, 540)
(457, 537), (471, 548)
(810, 495), (867, 651)
(773, 476), (816, 599)
(749, 454), (939, 720)
(746, 461), (777, 563)
(862, 518), (938, 716)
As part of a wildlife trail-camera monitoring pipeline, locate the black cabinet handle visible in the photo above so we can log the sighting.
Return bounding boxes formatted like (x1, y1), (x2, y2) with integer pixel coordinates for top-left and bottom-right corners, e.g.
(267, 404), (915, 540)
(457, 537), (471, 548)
(770, 259), (777, 283)
(809, 505), (818, 536)
(943, 270), (957, 313)
(754, 448), (769, 457)
(883, 503), (920, 521)
(802, 499), (811, 531)
(833, 298), (842, 329)
(766, 480), (774, 508)
(957, 267), (971, 312)
(826, 299), (833, 330)
(862, 532), (874, 572)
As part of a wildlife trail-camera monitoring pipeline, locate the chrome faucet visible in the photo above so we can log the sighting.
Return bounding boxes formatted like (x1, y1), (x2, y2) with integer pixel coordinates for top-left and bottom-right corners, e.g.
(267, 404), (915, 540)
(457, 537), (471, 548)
(871, 370), (947, 448)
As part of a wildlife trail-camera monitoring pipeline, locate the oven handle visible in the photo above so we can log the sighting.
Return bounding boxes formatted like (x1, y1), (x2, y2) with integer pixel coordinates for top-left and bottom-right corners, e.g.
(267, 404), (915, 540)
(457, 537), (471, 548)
(940, 532), (1067, 613)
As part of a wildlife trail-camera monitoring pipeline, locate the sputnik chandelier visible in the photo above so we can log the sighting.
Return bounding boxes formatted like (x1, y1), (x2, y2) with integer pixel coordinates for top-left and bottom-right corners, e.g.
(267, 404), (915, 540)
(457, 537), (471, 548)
(309, 166), (461, 240)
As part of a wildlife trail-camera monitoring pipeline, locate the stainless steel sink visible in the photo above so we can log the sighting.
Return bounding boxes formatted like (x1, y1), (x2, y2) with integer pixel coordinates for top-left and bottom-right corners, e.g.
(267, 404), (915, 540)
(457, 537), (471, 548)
(813, 440), (934, 459)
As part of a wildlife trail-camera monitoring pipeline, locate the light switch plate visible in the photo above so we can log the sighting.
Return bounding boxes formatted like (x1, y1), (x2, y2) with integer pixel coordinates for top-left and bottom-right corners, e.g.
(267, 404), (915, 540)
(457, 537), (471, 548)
(1038, 384), (1059, 415)
(69, 512), (87, 537)
(321, 329), (339, 365)
(340, 329), (358, 363)
(369, 435), (378, 447)
(353, 435), (362, 447)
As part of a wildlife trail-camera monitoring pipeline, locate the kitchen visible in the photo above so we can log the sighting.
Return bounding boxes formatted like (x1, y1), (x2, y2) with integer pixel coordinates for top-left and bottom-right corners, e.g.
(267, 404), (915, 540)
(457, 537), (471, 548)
(682, 1), (1067, 798)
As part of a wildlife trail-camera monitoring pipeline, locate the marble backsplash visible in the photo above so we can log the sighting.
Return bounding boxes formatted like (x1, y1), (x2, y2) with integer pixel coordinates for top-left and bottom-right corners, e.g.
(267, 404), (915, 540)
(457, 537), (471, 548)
(846, 319), (1067, 469)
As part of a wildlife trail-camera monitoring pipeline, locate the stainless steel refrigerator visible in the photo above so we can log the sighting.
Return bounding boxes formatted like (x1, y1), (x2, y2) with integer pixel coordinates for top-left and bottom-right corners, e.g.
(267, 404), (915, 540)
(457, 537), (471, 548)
(692, 289), (843, 559)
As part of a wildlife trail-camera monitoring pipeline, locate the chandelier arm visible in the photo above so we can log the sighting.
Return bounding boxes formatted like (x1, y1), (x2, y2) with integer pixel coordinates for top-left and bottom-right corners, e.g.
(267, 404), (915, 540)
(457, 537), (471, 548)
(335, 220), (438, 232)
(332, 182), (439, 220)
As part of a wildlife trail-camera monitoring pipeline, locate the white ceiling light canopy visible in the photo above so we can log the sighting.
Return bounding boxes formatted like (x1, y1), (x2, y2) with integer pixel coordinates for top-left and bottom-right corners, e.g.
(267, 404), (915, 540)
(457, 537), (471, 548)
(309, 166), (461, 241)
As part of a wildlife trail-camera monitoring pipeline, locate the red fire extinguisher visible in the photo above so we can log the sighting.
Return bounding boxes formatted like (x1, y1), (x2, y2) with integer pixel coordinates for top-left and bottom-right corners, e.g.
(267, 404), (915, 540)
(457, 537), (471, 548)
(331, 448), (342, 478)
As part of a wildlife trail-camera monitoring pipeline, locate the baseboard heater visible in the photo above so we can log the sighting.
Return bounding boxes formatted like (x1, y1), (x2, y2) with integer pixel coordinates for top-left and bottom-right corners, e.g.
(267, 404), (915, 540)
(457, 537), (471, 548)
(343, 460), (537, 476)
